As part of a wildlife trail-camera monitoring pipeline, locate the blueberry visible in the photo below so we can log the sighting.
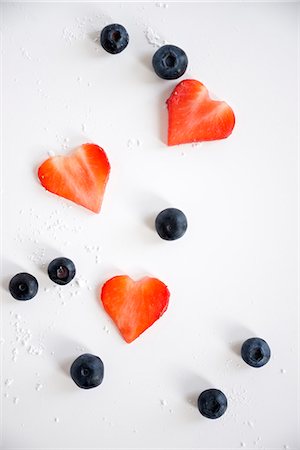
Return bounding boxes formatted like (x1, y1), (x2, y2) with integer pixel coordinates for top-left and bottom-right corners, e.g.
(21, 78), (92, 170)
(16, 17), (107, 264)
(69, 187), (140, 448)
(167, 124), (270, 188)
(241, 337), (271, 368)
(152, 45), (188, 80)
(198, 389), (228, 419)
(47, 257), (76, 285)
(70, 353), (104, 389)
(9, 272), (38, 301)
(155, 208), (187, 241)
(100, 23), (129, 54)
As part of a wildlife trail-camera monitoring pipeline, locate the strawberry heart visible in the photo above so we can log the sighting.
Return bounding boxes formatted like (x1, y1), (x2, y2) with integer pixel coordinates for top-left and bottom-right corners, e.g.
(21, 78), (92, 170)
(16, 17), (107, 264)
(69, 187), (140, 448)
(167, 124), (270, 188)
(167, 79), (235, 146)
(38, 143), (110, 213)
(101, 275), (170, 343)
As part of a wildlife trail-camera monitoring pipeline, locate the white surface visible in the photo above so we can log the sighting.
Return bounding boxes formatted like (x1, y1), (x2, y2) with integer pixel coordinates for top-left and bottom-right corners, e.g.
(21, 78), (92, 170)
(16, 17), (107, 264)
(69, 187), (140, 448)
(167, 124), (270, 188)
(1, 2), (299, 449)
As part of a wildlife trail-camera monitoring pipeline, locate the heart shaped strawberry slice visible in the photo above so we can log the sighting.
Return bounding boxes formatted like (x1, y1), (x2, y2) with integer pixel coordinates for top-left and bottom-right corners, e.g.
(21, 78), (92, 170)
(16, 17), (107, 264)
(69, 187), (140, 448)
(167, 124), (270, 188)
(38, 143), (110, 213)
(101, 276), (170, 343)
(167, 79), (235, 146)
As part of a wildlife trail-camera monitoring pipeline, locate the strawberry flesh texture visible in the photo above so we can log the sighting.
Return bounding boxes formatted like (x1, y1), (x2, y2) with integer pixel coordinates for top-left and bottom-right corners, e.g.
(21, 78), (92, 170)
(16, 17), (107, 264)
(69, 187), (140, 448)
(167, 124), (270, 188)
(101, 276), (170, 343)
(38, 143), (110, 213)
(167, 79), (235, 146)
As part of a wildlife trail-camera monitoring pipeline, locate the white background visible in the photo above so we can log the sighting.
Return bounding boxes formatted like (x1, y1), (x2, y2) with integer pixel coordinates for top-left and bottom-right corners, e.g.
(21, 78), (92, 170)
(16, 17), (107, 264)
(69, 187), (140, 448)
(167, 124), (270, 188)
(1, 2), (299, 449)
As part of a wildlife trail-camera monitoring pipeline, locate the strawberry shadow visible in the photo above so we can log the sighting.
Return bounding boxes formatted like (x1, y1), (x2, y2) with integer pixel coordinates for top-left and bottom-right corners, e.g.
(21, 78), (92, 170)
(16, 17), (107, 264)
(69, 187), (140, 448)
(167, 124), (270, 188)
(157, 83), (177, 146)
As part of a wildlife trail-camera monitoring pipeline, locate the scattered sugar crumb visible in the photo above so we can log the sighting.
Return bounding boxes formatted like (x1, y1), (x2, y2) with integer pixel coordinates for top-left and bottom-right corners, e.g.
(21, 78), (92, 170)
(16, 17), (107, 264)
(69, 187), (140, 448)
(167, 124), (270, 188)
(75, 277), (86, 288)
(27, 344), (44, 356)
(247, 420), (254, 428)
(127, 138), (141, 149)
(54, 417), (60, 423)
(47, 150), (55, 157)
(144, 26), (168, 48)
(36, 383), (43, 392)
(4, 392), (9, 398)
(20, 47), (32, 60)
(191, 142), (203, 148)
(12, 347), (19, 362)
(4, 379), (14, 388)
(13, 397), (20, 405)
(280, 368), (286, 374)
(240, 443), (246, 448)
(160, 399), (167, 407)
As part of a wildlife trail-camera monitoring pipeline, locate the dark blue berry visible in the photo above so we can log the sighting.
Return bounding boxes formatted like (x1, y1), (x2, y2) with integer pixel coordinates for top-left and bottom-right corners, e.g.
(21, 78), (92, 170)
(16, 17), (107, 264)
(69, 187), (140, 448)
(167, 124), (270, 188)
(155, 208), (187, 241)
(241, 337), (271, 368)
(70, 354), (104, 389)
(152, 45), (188, 80)
(100, 24), (129, 54)
(48, 257), (76, 285)
(198, 389), (227, 419)
(9, 272), (38, 301)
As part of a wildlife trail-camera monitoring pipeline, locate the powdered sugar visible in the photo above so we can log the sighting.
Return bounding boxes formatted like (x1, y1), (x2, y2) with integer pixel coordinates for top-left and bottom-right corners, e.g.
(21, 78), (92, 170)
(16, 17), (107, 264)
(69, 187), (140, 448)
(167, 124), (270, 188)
(144, 27), (168, 48)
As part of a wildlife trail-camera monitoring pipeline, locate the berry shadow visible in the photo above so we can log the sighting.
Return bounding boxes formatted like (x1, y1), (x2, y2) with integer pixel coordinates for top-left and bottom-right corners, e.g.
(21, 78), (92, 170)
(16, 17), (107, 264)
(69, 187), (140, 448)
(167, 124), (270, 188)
(1, 258), (24, 294)
(173, 368), (212, 422)
(134, 188), (170, 235)
(45, 332), (89, 391)
(34, 242), (65, 277)
(217, 319), (256, 358)
(139, 51), (155, 75)
(144, 213), (156, 232)
(231, 341), (243, 357)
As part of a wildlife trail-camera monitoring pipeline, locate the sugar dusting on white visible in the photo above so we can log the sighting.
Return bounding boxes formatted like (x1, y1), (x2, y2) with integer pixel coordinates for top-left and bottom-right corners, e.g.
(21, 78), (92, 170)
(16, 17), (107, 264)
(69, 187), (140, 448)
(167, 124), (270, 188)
(127, 138), (141, 149)
(4, 379), (14, 388)
(144, 27), (168, 48)
(11, 314), (45, 361)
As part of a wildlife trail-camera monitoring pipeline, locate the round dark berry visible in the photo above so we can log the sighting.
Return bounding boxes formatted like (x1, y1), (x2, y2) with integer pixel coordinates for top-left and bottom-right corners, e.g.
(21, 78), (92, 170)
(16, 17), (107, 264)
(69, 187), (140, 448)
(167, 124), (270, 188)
(9, 272), (38, 301)
(152, 44), (188, 80)
(155, 208), (187, 241)
(70, 353), (104, 389)
(198, 389), (228, 419)
(100, 23), (129, 54)
(241, 337), (271, 368)
(47, 257), (76, 285)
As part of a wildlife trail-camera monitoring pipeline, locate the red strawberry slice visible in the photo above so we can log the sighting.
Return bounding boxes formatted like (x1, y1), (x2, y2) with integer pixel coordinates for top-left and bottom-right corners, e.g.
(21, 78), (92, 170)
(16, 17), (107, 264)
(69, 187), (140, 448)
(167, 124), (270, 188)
(167, 79), (235, 146)
(38, 143), (110, 213)
(101, 276), (170, 343)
